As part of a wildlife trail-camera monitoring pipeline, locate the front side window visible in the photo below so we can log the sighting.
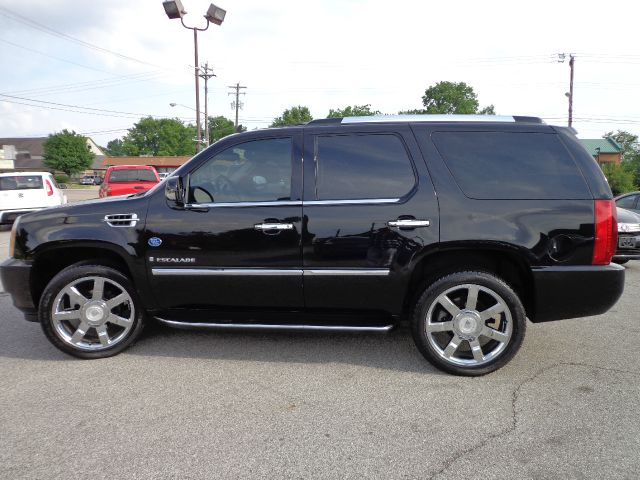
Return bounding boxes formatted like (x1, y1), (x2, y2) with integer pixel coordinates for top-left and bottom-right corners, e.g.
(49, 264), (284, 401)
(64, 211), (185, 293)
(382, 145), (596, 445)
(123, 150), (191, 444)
(189, 137), (292, 204)
(315, 134), (416, 200)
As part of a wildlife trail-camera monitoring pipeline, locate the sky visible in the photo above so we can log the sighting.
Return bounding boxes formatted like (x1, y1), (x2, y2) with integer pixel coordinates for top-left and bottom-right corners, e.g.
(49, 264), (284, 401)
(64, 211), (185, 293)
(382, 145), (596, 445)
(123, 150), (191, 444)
(1, 0), (640, 147)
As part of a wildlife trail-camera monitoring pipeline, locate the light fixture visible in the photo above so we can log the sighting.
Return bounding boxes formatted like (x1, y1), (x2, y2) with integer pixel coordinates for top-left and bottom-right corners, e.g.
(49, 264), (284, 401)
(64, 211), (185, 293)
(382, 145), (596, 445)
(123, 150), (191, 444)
(205, 4), (226, 25)
(162, 0), (186, 19)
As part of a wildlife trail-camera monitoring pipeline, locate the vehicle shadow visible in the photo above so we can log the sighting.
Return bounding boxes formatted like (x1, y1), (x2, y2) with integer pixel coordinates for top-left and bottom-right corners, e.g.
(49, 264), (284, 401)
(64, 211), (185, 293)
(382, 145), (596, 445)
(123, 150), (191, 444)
(0, 308), (443, 375)
(130, 321), (443, 375)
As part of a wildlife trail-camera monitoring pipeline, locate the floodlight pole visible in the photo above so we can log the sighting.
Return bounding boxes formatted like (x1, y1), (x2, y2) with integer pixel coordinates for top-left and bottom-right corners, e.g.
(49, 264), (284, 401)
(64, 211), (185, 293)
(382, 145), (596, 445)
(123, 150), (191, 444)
(180, 18), (210, 153)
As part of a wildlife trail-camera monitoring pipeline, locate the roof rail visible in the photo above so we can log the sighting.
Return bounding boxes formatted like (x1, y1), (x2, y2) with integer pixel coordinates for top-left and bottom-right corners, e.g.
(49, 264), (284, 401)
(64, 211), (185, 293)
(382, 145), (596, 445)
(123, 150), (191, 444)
(307, 115), (545, 126)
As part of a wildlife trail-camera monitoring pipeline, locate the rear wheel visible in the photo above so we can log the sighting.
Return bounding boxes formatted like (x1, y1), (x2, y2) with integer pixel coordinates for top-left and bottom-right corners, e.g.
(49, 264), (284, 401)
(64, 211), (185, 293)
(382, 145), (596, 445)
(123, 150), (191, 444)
(39, 264), (145, 359)
(613, 259), (629, 265)
(412, 271), (526, 376)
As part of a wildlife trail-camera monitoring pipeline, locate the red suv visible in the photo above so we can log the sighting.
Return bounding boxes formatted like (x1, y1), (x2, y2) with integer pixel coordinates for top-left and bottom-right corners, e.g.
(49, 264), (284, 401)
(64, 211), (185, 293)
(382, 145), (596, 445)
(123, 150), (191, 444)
(99, 165), (160, 198)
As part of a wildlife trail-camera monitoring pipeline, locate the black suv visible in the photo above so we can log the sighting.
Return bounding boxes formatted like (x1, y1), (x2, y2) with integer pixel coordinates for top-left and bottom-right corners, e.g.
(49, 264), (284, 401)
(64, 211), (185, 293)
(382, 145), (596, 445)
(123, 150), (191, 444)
(0, 115), (625, 375)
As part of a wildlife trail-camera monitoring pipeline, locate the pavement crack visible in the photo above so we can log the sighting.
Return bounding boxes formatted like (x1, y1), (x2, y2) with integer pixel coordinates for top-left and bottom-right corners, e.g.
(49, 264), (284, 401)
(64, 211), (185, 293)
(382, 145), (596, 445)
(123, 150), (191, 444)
(426, 361), (640, 480)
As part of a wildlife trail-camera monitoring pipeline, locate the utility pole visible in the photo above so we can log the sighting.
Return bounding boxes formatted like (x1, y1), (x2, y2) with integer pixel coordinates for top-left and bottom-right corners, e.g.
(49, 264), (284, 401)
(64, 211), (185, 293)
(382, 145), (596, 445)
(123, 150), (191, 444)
(557, 53), (575, 127)
(568, 54), (575, 128)
(199, 62), (216, 147)
(228, 82), (246, 130)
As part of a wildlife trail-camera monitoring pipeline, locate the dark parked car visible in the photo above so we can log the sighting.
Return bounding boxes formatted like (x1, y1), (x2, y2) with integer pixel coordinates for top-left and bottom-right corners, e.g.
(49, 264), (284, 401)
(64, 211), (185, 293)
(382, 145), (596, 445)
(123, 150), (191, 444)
(0, 115), (624, 376)
(615, 191), (640, 215)
(613, 206), (640, 264)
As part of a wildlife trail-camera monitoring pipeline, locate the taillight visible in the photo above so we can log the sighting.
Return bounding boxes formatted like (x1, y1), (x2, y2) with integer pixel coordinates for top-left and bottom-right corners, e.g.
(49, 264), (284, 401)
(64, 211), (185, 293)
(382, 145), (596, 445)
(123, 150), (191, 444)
(592, 199), (617, 265)
(45, 179), (54, 196)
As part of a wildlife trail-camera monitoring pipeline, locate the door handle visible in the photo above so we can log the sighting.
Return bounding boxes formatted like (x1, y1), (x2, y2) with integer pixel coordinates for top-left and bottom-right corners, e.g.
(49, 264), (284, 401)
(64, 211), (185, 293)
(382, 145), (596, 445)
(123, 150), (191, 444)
(254, 223), (294, 231)
(388, 219), (430, 228)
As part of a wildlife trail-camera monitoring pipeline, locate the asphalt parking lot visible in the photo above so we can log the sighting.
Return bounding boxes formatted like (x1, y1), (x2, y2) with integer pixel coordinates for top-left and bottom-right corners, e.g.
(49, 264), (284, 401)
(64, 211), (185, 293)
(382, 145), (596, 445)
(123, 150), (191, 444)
(1, 192), (639, 479)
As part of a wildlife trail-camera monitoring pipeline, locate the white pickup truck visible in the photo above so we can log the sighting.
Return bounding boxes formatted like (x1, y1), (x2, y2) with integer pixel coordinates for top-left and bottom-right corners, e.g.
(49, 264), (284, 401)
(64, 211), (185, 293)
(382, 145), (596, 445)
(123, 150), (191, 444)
(0, 172), (67, 224)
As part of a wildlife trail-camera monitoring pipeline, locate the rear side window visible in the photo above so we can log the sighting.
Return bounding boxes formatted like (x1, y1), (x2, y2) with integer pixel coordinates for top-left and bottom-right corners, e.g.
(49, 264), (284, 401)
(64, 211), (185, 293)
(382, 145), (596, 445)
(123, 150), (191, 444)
(0, 175), (43, 191)
(108, 169), (157, 182)
(432, 132), (591, 200)
(616, 195), (638, 209)
(315, 134), (415, 200)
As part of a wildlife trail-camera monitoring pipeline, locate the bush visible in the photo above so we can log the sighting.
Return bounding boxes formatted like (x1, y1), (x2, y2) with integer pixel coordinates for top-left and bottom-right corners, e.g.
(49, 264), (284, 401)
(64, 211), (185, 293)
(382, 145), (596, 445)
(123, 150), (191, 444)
(54, 174), (70, 184)
(600, 163), (636, 196)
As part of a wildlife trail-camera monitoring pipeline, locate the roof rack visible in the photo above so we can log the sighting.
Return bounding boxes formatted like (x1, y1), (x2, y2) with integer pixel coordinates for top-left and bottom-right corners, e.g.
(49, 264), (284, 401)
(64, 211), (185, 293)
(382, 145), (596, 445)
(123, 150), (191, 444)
(307, 115), (545, 126)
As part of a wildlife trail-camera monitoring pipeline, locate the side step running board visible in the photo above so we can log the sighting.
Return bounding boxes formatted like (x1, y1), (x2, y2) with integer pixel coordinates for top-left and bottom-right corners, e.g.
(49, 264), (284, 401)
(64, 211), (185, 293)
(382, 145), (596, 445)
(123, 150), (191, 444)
(155, 317), (394, 333)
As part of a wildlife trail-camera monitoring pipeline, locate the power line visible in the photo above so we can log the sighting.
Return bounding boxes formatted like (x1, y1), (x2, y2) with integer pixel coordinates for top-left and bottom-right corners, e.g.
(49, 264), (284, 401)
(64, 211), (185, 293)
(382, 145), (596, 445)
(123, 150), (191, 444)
(0, 6), (166, 70)
(0, 38), (116, 75)
(0, 94), (193, 121)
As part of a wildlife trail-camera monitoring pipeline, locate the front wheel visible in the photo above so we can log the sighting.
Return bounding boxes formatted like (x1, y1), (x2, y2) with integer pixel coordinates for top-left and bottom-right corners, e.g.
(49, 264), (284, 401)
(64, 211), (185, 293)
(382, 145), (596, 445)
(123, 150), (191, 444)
(39, 264), (145, 359)
(412, 271), (526, 376)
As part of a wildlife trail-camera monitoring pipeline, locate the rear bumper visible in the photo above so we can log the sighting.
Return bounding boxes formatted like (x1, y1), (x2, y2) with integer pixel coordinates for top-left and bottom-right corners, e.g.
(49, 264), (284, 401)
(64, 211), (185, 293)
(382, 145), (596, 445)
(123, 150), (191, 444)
(530, 264), (625, 322)
(0, 257), (38, 321)
(0, 209), (42, 224)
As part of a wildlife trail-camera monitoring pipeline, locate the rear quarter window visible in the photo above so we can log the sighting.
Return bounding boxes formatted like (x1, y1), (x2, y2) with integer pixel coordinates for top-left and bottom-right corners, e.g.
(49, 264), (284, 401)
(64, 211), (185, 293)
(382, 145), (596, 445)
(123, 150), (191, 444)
(431, 131), (591, 200)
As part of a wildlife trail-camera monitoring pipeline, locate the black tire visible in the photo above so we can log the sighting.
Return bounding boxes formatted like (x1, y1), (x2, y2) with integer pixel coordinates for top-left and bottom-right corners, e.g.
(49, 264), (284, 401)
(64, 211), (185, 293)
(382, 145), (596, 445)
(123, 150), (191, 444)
(613, 259), (629, 265)
(411, 271), (526, 376)
(39, 264), (145, 359)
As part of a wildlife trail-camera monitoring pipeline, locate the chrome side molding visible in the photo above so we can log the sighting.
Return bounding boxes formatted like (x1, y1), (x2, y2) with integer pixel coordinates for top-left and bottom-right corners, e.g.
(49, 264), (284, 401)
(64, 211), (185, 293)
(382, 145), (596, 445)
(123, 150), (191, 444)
(151, 268), (390, 277)
(155, 317), (394, 333)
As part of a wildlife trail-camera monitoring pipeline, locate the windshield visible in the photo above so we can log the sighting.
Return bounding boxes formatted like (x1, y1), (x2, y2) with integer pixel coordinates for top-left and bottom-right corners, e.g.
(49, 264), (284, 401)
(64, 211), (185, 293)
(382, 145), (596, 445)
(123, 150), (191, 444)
(0, 175), (44, 191)
(108, 169), (157, 183)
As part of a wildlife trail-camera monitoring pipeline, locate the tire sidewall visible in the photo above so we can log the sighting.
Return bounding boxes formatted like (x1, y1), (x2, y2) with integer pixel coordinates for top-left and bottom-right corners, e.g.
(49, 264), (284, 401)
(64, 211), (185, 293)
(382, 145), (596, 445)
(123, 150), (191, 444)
(412, 271), (526, 376)
(39, 264), (145, 359)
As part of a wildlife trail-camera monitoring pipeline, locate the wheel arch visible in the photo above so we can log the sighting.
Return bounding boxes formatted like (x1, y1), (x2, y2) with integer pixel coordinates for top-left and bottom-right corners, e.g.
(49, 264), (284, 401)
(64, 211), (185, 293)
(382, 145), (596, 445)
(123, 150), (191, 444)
(403, 246), (535, 320)
(30, 241), (146, 311)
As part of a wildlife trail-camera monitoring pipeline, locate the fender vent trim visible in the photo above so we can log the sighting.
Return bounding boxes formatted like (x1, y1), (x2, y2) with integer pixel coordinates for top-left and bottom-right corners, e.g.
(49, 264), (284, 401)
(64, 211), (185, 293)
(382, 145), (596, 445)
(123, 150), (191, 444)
(104, 213), (139, 227)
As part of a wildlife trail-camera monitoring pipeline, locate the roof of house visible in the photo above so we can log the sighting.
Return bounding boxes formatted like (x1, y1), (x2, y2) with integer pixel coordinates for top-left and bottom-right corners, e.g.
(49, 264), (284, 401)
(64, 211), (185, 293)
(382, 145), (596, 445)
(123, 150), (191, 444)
(580, 138), (622, 156)
(0, 137), (47, 158)
(103, 156), (191, 168)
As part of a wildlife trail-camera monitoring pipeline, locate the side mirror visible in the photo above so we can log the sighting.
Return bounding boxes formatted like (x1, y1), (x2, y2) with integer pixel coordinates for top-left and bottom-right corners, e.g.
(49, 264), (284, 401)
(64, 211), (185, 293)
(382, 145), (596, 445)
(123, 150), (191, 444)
(165, 176), (184, 205)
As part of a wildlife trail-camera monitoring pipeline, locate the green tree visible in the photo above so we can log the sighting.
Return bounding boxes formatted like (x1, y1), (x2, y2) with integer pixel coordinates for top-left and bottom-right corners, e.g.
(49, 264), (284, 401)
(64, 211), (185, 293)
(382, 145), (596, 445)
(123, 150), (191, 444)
(43, 130), (95, 176)
(208, 116), (246, 143)
(601, 163), (636, 195)
(105, 138), (126, 156)
(327, 104), (380, 118)
(120, 117), (197, 156)
(270, 106), (313, 127)
(603, 130), (640, 187)
(400, 81), (494, 115)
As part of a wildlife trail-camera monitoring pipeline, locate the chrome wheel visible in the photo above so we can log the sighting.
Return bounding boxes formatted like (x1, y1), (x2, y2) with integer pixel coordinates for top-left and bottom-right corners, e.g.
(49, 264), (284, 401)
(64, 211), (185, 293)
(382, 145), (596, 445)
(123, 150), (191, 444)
(425, 283), (513, 367)
(51, 276), (135, 351)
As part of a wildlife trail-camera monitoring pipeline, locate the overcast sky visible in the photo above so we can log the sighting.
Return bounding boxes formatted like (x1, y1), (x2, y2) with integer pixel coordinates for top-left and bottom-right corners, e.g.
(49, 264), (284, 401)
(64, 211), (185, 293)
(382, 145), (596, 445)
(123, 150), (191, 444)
(1, 0), (640, 147)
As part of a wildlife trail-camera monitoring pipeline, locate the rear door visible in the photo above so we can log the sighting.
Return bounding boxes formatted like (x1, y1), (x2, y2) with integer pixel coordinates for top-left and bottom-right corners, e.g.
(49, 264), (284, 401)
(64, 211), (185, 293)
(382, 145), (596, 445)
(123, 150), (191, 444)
(301, 124), (439, 317)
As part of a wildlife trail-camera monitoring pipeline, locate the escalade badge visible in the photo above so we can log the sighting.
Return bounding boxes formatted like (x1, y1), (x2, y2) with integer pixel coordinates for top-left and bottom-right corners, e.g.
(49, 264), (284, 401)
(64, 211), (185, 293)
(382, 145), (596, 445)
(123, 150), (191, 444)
(148, 237), (162, 247)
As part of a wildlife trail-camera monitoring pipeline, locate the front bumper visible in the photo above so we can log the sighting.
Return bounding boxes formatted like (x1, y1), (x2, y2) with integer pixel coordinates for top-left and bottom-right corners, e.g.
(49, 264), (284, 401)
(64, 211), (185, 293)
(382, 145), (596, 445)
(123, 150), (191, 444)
(531, 264), (625, 322)
(0, 257), (38, 321)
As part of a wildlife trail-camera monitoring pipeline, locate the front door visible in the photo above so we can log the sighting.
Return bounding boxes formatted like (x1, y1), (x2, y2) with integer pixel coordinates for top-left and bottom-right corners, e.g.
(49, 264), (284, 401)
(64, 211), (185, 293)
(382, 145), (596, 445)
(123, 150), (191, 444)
(145, 132), (304, 311)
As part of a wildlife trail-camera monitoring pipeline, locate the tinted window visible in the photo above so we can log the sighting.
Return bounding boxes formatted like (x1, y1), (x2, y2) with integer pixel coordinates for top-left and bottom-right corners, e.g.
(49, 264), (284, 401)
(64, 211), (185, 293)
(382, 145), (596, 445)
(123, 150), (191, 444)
(616, 195), (638, 209)
(315, 134), (415, 200)
(0, 175), (43, 191)
(432, 132), (591, 200)
(190, 137), (292, 203)
(108, 169), (157, 182)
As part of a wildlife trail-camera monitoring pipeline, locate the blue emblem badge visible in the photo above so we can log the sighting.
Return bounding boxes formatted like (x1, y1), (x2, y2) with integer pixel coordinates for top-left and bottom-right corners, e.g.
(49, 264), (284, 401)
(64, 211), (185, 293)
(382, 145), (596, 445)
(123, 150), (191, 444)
(148, 237), (162, 247)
